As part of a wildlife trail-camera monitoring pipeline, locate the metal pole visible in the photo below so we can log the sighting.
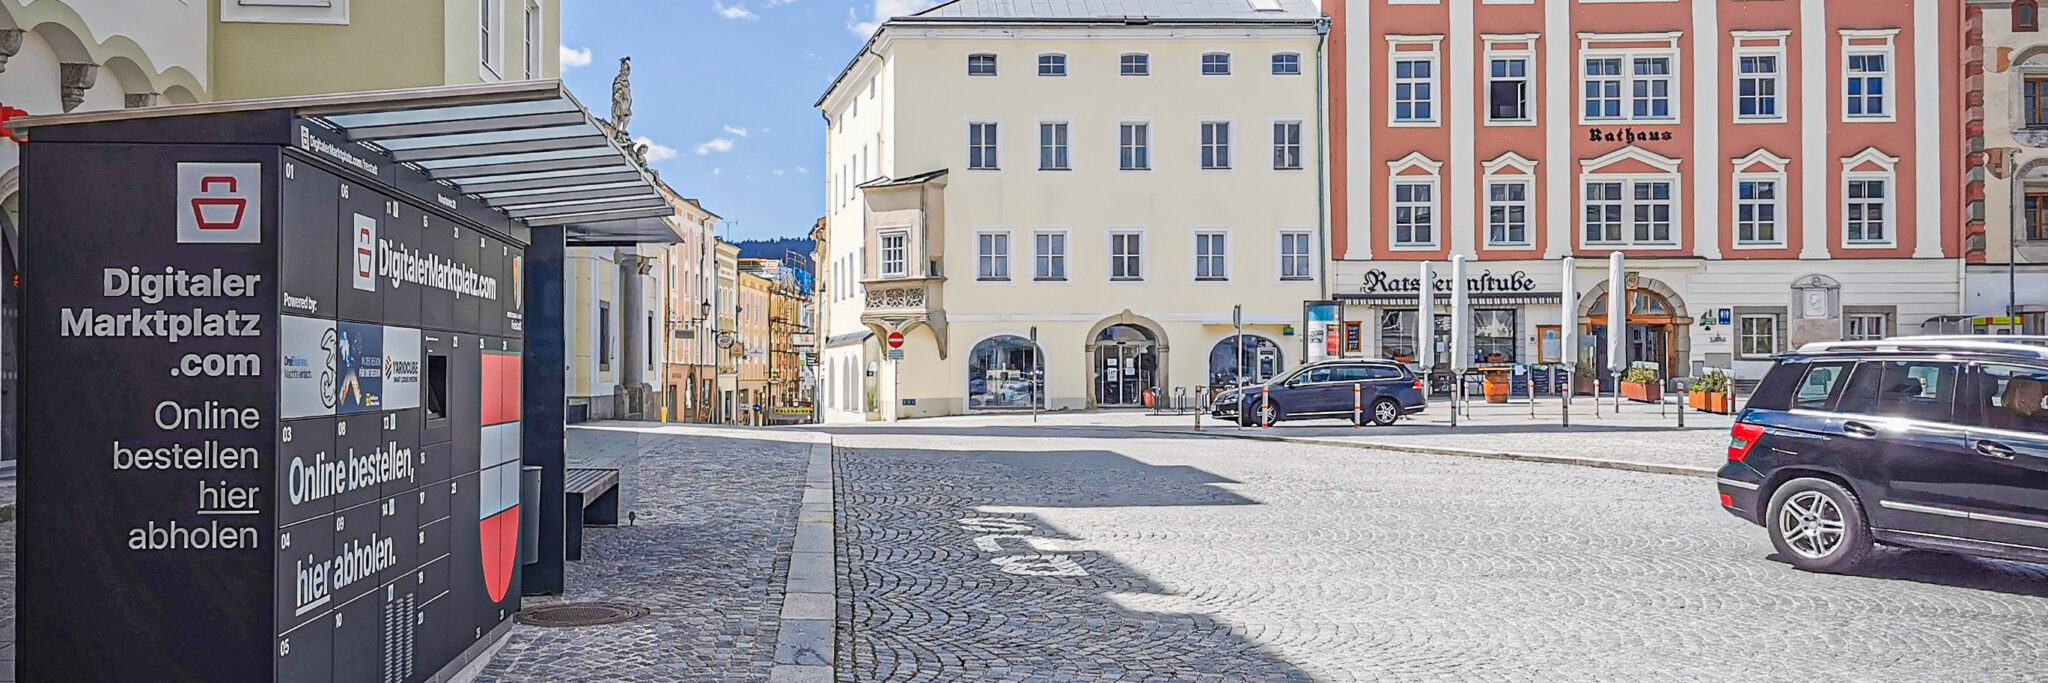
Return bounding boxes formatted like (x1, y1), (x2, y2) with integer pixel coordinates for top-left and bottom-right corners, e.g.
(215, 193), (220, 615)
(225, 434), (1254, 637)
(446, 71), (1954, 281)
(1353, 382), (1363, 427)
(1561, 257), (1577, 429)
(1678, 381), (1687, 429)
(2013, 154), (2022, 325)
(1030, 326), (1039, 423)
(1261, 385), (1272, 429)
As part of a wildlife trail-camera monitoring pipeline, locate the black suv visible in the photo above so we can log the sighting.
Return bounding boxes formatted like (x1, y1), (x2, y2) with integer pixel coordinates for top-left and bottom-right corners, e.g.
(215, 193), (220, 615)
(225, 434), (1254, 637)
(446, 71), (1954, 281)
(1211, 359), (1426, 427)
(1718, 339), (2048, 572)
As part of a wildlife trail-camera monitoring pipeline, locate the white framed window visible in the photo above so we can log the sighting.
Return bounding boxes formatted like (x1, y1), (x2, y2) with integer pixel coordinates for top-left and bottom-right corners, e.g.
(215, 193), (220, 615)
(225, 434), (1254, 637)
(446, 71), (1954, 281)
(1734, 175), (1784, 246)
(968, 53), (998, 76)
(221, 0), (351, 24)
(1110, 231), (1144, 281)
(1631, 180), (1675, 244)
(1119, 122), (1150, 171)
(1580, 177), (1679, 247)
(480, 0), (503, 77)
(1038, 53), (1067, 77)
(1391, 57), (1437, 125)
(1200, 120), (1232, 170)
(1272, 120), (1303, 170)
(1194, 231), (1229, 281)
(1845, 176), (1890, 246)
(1272, 52), (1301, 75)
(1120, 53), (1150, 76)
(1038, 121), (1070, 170)
(1582, 181), (1625, 244)
(1390, 180), (1437, 248)
(976, 231), (1011, 281)
(1487, 56), (1531, 123)
(1845, 312), (1890, 341)
(1739, 314), (1780, 358)
(1735, 52), (1783, 121)
(1843, 34), (1896, 121)
(1202, 52), (1231, 75)
(1580, 51), (1679, 122)
(1486, 181), (1531, 246)
(880, 231), (908, 279)
(524, 1), (541, 79)
(968, 121), (999, 170)
(1279, 230), (1313, 281)
(1033, 231), (1067, 281)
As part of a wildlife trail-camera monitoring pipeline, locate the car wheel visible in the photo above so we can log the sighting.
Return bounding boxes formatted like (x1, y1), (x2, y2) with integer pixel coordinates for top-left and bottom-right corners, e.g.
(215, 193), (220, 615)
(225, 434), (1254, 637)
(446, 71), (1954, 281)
(1369, 398), (1401, 427)
(1243, 400), (1280, 427)
(1765, 478), (1873, 573)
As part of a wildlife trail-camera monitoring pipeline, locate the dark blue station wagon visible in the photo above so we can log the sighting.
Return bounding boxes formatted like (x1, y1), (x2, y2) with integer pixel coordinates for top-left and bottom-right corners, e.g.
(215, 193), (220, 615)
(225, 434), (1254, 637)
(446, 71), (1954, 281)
(1212, 360), (1427, 427)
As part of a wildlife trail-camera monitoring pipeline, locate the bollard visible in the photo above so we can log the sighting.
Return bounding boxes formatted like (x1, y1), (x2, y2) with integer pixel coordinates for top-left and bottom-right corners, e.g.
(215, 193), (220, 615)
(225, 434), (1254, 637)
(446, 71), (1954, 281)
(1678, 383), (1687, 429)
(1562, 370), (1572, 429)
(1261, 386), (1272, 429)
(1353, 382), (1363, 427)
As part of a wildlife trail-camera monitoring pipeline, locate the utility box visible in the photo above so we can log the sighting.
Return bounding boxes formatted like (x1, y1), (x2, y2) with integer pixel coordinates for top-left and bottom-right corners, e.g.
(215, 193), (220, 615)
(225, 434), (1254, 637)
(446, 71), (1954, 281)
(19, 110), (528, 682)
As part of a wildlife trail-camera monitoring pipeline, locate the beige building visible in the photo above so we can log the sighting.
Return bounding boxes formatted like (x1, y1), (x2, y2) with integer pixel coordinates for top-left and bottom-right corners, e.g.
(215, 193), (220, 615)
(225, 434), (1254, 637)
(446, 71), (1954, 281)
(736, 269), (773, 423)
(1970, 0), (2048, 334)
(714, 240), (743, 421)
(210, 0), (561, 100)
(662, 196), (722, 422)
(815, 0), (1326, 421)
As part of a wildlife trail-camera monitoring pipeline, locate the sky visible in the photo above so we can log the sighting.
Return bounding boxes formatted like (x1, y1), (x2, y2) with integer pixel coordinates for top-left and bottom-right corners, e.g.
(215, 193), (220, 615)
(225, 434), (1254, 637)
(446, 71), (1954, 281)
(557, 0), (939, 242)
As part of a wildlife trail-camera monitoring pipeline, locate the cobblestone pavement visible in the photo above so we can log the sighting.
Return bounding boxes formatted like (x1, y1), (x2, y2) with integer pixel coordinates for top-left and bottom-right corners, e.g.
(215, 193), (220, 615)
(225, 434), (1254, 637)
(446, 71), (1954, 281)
(475, 424), (814, 683)
(828, 424), (2048, 682)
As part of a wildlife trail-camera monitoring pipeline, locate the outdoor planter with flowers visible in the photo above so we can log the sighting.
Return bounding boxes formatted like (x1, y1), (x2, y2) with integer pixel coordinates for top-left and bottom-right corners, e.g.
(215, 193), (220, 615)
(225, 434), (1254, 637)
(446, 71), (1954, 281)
(1621, 366), (1660, 403)
(1690, 372), (1733, 414)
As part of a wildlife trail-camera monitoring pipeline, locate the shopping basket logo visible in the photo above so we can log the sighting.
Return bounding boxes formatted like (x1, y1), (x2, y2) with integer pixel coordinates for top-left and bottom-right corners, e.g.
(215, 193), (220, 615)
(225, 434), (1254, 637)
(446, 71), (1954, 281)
(176, 162), (261, 244)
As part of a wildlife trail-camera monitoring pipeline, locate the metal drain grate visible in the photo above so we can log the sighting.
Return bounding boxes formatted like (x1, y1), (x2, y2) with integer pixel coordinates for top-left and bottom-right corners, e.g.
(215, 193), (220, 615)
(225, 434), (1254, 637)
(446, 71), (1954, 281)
(515, 602), (651, 628)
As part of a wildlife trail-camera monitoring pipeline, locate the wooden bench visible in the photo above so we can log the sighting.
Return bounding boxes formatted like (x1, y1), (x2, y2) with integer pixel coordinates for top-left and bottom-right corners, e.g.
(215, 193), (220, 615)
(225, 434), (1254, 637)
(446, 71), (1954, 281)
(564, 467), (620, 562)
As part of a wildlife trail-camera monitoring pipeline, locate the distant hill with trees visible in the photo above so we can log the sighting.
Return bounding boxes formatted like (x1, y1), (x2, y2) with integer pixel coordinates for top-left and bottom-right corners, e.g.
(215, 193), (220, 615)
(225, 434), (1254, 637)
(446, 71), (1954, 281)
(733, 237), (815, 260)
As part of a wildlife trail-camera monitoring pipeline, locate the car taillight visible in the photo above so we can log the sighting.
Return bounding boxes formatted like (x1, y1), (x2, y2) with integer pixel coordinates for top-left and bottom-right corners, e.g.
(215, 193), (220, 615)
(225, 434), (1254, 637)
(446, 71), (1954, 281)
(1412, 379), (1424, 391)
(1728, 422), (1766, 462)
(1719, 493), (1735, 508)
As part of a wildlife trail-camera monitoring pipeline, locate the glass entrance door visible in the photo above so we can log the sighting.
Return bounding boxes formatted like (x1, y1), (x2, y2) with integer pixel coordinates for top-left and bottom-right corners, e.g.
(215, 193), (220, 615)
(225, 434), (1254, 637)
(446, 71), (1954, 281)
(1094, 342), (1156, 407)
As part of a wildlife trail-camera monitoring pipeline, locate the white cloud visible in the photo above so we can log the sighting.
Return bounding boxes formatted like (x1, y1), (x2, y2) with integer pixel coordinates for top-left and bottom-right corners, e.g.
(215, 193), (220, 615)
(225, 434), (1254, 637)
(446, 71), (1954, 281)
(847, 0), (941, 36)
(795, 166), (809, 174)
(633, 136), (679, 163)
(695, 138), (736, 155)
(715, 1), (758, 19)
(766, 0), (798, 6)
(722, 125), (750, 137)
(560, 46), (594, 69)
(772, 169), (786, 176)
(713, 168), (723, 176)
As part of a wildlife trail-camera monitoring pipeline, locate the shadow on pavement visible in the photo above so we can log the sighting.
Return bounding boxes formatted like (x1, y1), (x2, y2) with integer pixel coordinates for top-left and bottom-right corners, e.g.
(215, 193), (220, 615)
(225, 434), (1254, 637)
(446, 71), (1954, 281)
(1238, 421), (1728, 436)
(1766, 549), (2048, 599)
(837, 445), (1316, 681)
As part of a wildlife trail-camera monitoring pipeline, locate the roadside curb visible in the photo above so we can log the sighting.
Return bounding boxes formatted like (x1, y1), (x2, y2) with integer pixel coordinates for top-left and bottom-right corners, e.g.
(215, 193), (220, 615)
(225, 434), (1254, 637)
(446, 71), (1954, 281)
(1174, 430), (1718, 479)
(768, 435), (836, 683)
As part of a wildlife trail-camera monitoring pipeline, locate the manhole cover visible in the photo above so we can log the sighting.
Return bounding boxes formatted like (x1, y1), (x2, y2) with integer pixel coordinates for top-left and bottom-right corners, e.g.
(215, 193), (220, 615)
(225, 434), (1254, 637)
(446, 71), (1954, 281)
(515, 602), (650, 628)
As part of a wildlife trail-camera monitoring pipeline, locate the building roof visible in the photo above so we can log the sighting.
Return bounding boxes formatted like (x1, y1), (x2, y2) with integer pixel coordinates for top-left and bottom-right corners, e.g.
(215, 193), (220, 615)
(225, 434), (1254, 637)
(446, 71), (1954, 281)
(817, 0), (1319, 108)
(857, 169), (950, 189)
(910, 0), (1317, 21)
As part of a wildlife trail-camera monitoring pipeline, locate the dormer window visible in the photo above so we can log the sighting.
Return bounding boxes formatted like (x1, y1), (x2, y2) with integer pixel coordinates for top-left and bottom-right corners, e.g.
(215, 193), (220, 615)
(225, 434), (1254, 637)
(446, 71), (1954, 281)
(968, 53), (998, 76)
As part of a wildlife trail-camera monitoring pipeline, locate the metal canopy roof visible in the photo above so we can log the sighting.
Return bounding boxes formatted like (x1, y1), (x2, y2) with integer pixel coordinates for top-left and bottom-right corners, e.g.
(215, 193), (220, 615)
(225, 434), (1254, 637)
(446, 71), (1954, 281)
(15, 80), (680, 244)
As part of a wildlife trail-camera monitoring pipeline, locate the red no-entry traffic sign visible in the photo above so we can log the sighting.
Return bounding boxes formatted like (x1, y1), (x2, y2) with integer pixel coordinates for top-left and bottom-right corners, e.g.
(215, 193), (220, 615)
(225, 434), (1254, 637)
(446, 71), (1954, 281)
(887, 331), (905, 349)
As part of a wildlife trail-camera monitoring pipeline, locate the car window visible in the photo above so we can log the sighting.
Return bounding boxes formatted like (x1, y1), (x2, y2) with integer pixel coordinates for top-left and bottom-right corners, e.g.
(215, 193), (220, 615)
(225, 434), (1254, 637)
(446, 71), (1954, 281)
(1968, 363), (2048, 432)
(1363, 365), (1407, 381)
(1790, 362), (1853, 411)
(1848, 360), (1957, 422)
(1298, 368), (1334, 384)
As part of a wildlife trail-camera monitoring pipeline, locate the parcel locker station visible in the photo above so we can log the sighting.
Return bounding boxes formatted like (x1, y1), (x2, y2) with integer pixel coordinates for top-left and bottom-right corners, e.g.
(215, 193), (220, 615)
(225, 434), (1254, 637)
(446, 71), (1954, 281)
(12, 81), (679, 683)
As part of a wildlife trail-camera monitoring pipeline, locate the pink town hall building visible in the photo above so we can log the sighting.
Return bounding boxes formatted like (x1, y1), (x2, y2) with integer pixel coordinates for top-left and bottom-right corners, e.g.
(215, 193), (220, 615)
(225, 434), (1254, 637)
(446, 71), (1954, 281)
(1327, 0), (1967, 384)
